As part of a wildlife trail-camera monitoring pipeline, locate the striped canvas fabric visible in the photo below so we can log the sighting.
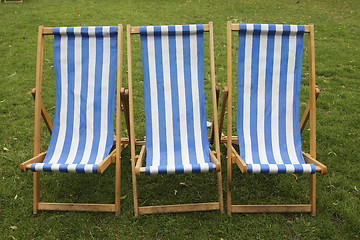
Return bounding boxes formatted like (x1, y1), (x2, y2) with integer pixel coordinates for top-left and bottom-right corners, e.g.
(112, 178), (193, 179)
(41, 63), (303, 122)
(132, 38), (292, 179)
(31, 26), (117, 173)
(236, 24), (316, 174)
(140, 25), (213, 174)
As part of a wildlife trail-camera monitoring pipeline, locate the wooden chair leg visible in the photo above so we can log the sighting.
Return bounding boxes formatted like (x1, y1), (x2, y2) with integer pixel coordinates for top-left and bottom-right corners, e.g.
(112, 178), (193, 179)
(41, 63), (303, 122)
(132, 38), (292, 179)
(132, 165), (139, 217)
(310, 173), (316, 216)
(227, 156), (232, 216)
(115, 156), (121, 216)
(217, 171), (224, 213)
(33, 172), (40, 214)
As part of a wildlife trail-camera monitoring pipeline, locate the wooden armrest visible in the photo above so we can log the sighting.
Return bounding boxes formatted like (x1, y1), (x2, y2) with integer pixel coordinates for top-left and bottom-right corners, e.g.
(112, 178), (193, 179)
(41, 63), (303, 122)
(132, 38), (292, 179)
(209, 150), (221, 172)
(20, 152), (47, 172)
(135, 145), (146, 175)
(96, 149), (116, 174)
(302, 152), (327, 175)
(230, 145), (248, 174)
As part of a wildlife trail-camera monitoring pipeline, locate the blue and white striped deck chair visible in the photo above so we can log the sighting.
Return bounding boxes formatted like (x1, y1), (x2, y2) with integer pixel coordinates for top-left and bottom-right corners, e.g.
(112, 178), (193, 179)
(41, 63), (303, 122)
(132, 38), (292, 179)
(127, 22), (223, 216)
(20, 25), (125, 215)
(225, 22), (326, 216)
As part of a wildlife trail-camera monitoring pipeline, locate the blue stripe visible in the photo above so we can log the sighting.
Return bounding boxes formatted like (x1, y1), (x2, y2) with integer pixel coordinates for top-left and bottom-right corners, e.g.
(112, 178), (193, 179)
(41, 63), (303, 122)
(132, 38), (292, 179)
(168, 25), (183, 170)
(42, 30), (62, 164)
(260, 164), (270, 173)
(294, 165), (303, 174)
(264, 24), (276, 164)
(43, 164), (52, 172)
(153, 26), (168, 170)
(53, 27), (60, 35)
(140, 27), (153, 174)
(77, 164), (87, 173)
(57, 28), (75, 164)
(196, 25), (211, 170)
(247, 164), (253, 173)
(105, 29), (117, 158)
(87, 27), (103, 164)
(249, 24), (261, 164)
(59, 164), (68, 172)
(293, 25), (306, 164)
(237, 24), (246, 161)
(72, 27), (89, 165)
(278, 25), (291, 165)
(182, 25), (196, 166)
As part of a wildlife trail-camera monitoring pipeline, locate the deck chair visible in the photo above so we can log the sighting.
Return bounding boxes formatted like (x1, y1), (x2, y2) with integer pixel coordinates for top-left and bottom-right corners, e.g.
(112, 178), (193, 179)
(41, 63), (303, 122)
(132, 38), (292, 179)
(127, 22), (223, 216)
(223, 22), (327, 216)
(20, 25), (126, 215)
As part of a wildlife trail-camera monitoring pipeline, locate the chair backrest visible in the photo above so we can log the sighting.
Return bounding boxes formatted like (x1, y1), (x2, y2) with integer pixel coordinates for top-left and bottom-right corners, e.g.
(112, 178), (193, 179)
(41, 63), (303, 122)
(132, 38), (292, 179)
(32, 26), (117, 173)
(139, 25), (213, 174)
(235, 24), (314, 174)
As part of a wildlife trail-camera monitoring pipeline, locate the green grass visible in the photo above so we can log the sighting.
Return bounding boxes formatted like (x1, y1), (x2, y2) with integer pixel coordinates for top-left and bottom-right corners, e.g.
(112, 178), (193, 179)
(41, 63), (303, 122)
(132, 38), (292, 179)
(1, 0), (360, 239)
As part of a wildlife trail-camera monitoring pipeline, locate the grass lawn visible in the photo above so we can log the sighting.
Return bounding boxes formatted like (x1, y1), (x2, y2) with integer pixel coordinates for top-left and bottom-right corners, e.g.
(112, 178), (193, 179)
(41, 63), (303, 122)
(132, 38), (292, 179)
(1, 0), (360, 239)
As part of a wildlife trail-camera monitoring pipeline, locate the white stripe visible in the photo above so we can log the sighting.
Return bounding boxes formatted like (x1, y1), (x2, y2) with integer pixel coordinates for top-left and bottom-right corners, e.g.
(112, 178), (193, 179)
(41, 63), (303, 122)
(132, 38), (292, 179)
(303, 165), (313, 173)
(286, 164), (295, 173)
(252, 164), (261, 173)
(51, 164), (60, 172)
(257, 24), (268, 165)
(149, 166), (158, 174)
(147, 26), (161, 168)
(271, 24), (284, 165)
(175, 25), (190, 166)
(80, 27), (96, 164)
(49, 28), (68, 164)
(84, 165), (94, 173)
(67, 164), (77, 173)
(268, 164), (279, 173)
(189, 25), (205, 165)
(59, 27), (67, 35)
(183, 164), (192, 173)
(166, 166), (176, 174)
(243, 24), (253, 163)
(65, 27), (82, 164)
(285, 25), (300, 165)
(161, 26), (176, 171)
(35, 164), (43, 172)
(95, 27), (111, 164)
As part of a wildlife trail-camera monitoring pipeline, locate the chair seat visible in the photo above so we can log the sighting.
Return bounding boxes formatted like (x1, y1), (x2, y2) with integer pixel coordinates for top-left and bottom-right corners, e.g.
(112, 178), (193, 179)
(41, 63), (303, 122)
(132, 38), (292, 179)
(31, 163), (98, 173)
(247, 163), (315, 174)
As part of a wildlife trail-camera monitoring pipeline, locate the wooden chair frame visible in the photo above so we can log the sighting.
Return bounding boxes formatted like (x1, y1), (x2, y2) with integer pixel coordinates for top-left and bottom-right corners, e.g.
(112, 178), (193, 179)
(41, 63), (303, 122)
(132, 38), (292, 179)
(20, 25), (126, 215)
(127, 22), (224, 216)
(223, 21), (327, 216)
(3, 0), (23, 3)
